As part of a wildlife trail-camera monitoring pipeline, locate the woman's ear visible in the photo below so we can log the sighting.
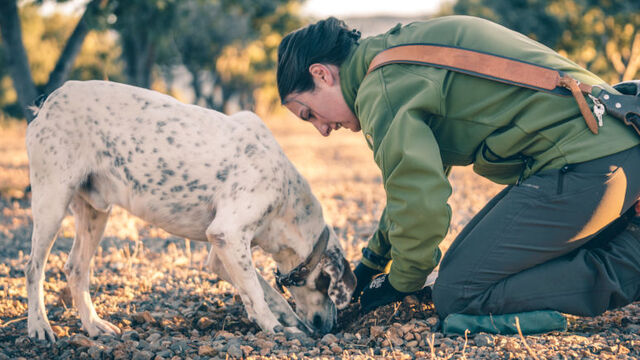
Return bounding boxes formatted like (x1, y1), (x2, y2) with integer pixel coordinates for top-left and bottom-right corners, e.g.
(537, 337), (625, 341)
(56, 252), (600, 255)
(309, 63), (338, 87)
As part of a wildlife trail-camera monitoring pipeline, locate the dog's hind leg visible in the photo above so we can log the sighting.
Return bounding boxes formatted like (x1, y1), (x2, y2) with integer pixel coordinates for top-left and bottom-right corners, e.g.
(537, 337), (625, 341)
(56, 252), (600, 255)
(26, 182), (73, 341)
(65, 194), (119, 337)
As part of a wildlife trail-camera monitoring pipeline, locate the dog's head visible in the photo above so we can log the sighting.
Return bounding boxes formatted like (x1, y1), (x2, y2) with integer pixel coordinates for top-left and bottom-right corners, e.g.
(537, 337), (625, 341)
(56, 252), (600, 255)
(283, 227), (356, 334)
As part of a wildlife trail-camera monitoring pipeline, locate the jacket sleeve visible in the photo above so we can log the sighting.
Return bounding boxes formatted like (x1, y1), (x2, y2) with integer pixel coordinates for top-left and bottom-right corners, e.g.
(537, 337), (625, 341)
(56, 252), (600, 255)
(355, 65), (452, 292)
(378, 108), (452, 292)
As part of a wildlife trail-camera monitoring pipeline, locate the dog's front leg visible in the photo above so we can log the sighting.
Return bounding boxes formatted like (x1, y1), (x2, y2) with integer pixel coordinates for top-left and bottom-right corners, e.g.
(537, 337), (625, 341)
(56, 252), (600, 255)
(205, 225), (283, 333)
(206, 249), (309, 333)
(255, 273), (312, 334)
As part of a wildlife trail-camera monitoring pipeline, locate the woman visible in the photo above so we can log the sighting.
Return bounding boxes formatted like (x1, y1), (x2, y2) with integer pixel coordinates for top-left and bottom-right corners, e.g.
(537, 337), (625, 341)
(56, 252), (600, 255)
(277, 16), (640, 333)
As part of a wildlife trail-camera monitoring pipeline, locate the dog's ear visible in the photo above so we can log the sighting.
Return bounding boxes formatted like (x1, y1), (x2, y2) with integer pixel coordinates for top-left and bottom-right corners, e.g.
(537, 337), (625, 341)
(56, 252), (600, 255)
(321, 247), (356, 309)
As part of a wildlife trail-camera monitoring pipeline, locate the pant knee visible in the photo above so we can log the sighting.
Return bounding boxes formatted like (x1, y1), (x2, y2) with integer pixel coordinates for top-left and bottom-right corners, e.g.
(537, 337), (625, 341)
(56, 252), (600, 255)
(432, 281), (468, 318)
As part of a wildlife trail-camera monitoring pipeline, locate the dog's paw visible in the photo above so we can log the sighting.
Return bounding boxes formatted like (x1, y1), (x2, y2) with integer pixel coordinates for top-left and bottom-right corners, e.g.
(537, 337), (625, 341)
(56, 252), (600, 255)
(28, 319), (56, 342)
(83, 318), (121, 338)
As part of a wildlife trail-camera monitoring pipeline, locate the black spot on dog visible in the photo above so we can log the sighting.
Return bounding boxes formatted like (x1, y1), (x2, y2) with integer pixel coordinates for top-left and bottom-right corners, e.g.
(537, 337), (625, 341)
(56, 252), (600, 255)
(216, 168), (229, 182)
(170, 185), (184, 192)
(167, 137), (174, 145)
(244, 143), (257, 156)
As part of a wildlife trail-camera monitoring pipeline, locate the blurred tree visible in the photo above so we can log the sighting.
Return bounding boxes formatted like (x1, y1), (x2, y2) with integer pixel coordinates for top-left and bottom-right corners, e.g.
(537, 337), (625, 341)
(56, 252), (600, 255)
(451, 0), (640, 83)
(0, 0), (108, 122)
(155, 0), (302, 112)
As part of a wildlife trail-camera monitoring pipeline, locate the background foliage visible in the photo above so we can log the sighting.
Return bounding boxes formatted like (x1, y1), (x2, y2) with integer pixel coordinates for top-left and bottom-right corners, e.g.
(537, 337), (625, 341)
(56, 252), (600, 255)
(0, 0), (639, 121)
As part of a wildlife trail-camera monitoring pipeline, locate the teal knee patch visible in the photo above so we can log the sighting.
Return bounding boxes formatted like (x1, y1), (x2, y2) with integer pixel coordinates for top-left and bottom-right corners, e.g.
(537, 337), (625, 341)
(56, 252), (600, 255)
(442, 310), (567, 335)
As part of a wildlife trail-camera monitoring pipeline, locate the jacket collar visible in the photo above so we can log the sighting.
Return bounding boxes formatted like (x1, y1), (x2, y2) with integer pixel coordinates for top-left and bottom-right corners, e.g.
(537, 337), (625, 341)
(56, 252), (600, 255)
(339, 44), (367, 117)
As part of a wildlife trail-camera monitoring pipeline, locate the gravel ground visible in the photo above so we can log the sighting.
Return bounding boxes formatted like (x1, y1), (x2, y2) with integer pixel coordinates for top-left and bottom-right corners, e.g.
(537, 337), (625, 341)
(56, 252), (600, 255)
(1, 118), (639, 359)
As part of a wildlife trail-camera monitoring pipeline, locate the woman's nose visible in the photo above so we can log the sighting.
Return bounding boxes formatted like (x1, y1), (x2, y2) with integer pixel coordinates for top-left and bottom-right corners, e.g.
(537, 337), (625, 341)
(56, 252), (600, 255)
(312, 121), (330, 137)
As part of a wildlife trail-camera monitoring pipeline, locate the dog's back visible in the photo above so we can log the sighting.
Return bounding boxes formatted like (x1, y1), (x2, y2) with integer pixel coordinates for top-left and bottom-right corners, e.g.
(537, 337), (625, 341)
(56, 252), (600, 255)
(26, 80), (290, 240)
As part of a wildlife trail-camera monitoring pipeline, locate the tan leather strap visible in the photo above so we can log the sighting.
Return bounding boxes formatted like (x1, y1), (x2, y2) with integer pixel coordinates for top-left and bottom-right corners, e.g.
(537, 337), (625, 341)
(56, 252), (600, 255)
(367, 44), (598, 134)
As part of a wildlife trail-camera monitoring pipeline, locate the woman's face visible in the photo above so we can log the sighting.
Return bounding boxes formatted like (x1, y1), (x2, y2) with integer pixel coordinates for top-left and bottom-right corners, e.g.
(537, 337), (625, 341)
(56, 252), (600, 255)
(283, 64), (360, 137)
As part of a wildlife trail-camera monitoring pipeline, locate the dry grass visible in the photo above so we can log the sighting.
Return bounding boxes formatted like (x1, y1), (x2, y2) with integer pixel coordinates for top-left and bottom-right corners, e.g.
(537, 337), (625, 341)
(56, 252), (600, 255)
(0, 114), (638, 359)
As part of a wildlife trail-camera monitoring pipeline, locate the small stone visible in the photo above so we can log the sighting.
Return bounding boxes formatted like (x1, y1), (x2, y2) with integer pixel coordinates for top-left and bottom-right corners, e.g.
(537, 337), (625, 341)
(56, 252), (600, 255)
(505, 340), (521, 352)
(321, 333), (338, 344)
(227, 344), (242, 359)
(15, 336), (31, 347)
(407, 340), (419, 347)
(113, 349), (128, 360)
(70, 334), (94, 348)
(51, 325), (68, 338)
(330, 343), (343, 354)
(132, 351), (154, 360)
(426, 317), (438, 326)
(240, 345), (253, 356)
(58, 286), (73, 307)
(121, 330), (140, 341)
(403, 295), (420, 306)
(214, 330), (235, 340)
(474, 333), (493, 347)
(370, 326), (384, 338)
(198, 345), (217, 357)
(146, 333), (162, 343)
(156, 350), (173, 358)
(87, 346), (103, 360)
(196, 317), (215, 330)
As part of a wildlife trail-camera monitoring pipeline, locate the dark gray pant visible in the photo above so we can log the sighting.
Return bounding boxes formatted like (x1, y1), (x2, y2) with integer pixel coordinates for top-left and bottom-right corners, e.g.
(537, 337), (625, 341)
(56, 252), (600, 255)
(432, 145), (640, 318)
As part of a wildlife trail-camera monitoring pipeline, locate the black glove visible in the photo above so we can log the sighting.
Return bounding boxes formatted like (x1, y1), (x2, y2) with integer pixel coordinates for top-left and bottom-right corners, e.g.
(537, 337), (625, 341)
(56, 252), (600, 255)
(351, 262), (382, 303)
(359, 274), (412, 314)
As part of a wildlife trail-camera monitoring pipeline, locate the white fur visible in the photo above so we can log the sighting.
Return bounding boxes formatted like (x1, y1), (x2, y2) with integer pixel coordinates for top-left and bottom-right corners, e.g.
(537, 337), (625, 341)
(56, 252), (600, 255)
(25, 80), (354, 341)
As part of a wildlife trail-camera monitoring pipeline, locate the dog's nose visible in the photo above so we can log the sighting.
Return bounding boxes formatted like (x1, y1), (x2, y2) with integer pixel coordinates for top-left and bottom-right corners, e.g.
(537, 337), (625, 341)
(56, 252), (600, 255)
(312, 312), (335, 334)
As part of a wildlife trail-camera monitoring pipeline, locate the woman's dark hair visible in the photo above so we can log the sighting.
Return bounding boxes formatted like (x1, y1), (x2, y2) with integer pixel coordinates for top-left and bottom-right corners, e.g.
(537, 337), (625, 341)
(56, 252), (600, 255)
(277, 17), (361, 103)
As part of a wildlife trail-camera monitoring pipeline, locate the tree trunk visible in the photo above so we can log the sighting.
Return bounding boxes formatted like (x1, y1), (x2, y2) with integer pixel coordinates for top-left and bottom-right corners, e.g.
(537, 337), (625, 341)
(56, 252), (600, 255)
(44, 0), (101, 95)
(0, 0), (38, 122)
(122, 32), (155, 88)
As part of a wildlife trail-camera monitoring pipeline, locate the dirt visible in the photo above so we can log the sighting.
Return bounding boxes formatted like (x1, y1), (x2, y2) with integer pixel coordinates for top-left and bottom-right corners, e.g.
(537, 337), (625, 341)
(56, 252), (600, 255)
(1, 119), (639, 359)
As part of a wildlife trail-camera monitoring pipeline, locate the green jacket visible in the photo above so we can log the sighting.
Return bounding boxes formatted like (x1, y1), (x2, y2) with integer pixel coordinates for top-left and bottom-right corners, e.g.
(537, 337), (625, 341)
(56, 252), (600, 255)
(340, 16), (640, 292)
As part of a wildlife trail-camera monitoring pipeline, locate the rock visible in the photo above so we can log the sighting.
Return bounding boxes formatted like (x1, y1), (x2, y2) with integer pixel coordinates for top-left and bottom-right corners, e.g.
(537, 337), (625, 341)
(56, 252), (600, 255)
(70, 334), (94, 348)
(406, 340), (419, 348)
(132, 350), (154, 360)
(14, 336), (31, 347)
(112, 349), (128, 360)
(196, 317), (215, 330)
(474, 333), (494, 347)
(214, 330), (235, 340)
(426, 317), (438, 327)
(51, 325), (68, 338)
(198, 345), (217, 357)
(240, 345), (253, 356)
(146, 333), (162, 343)
(227, 344), (242, 359)
(504, 340), (521, 352)
(58, 286), (73, 307)
(121, 330), (140, 341)
(155, 350), (173, 358)
(403, 295), (420, 306)
(370, 326), (384, 338)
(321, 333), (338, 344)
(254, 339), (276, 351)
(87, 346), (103, 360)
(132, 311), (155, 324)
(330, 343), (343, 354)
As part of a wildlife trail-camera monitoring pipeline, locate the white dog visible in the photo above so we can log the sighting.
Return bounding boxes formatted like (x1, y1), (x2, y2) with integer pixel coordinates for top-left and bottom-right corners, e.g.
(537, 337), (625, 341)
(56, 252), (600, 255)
(25, 80), (356, 341)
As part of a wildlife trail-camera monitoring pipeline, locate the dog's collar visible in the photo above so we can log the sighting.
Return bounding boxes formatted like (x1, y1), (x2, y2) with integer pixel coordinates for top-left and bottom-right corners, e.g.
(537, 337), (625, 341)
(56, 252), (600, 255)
(274, 226), (330, 292)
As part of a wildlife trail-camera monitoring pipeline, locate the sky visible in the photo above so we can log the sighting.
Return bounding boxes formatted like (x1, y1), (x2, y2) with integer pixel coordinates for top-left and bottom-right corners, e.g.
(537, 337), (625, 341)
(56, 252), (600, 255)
(301, 0), (445, 17)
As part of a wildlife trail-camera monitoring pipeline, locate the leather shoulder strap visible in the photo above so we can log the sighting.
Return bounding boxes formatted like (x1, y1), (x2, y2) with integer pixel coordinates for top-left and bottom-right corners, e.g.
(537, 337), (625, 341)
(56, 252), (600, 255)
(366, 44), (598, 134)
